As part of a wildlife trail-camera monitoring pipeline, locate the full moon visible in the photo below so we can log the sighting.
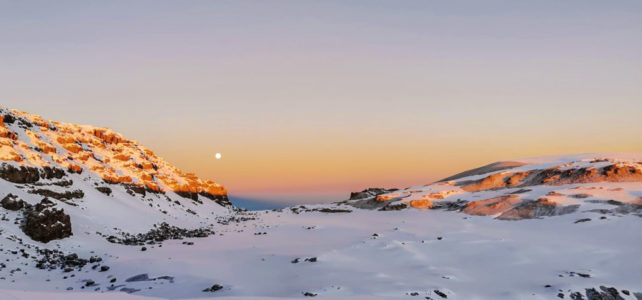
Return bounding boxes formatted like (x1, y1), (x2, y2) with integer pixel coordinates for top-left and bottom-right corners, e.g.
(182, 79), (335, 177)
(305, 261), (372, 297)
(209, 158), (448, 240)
(215, 153), (222, 160)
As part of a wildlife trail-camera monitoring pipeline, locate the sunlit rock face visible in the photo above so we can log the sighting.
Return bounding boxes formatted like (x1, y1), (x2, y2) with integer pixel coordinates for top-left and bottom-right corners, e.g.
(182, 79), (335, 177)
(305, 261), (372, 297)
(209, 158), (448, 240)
(0, 108), (227, 203)
(346, 154), (642, 220)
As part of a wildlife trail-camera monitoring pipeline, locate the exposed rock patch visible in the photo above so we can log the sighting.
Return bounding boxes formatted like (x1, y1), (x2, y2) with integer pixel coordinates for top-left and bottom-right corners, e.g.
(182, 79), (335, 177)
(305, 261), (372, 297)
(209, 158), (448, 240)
(459, 164), (642, 193)
(1, 193), (25, 211)
(22, 198), (73, 243)
(95, 186), (112, 195)
(349, 188), (398, 200)
(28, 188), (84, 200)
(379, 202), (408, 211)
(103, 222), (213, 246)
(497, 198), (579, 220)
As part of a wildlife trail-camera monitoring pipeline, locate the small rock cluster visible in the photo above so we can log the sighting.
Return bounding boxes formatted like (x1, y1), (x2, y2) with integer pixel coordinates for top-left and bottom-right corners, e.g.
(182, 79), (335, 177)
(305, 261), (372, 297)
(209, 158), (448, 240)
(104, 222), (214, 245)
(34, 249), (102, 272)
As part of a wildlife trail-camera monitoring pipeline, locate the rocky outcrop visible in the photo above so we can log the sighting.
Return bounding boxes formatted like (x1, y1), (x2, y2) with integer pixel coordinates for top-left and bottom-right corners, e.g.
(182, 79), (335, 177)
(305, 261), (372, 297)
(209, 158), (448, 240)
(0, 164), (67, 184)
(349, 188), (398, 200)
(0, 108), (229, 207)
(22, 198), (73, 243)
(459, 164), (642, 193)
(1, 193), (25, 211)
(497, 197), (579, 220)
(175, 191), (233, 207)
(461, 195), (522, 216)
(95, 186), (112, 195)
(28, 188), (84, 200)
(379, 202), (408, 211)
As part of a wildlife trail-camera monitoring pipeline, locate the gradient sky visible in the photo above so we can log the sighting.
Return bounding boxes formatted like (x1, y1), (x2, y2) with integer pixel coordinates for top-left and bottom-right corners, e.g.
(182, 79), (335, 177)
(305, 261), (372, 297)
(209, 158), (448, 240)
(2, 1), (642, 204)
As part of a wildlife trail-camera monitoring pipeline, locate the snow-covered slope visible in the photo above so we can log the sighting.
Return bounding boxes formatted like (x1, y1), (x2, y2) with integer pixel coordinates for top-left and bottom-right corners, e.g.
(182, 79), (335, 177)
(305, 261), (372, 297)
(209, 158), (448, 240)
(0, 107), (232, 226)
(0, 112), (640, 300)
(0, 107), (236, 296)
(345, 153), (642, 220)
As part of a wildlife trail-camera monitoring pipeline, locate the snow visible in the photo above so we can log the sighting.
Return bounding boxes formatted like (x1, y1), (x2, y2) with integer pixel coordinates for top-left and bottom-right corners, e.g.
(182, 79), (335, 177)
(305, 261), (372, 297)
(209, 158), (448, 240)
(1, 206), (640, 299)
(0, 108), (640, 299)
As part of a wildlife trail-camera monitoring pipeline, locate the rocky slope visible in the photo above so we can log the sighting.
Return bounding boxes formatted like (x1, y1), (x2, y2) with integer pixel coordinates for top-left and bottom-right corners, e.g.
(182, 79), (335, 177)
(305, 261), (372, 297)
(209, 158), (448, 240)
(0, 107), (234, 243)
(344, 153), (642, 220)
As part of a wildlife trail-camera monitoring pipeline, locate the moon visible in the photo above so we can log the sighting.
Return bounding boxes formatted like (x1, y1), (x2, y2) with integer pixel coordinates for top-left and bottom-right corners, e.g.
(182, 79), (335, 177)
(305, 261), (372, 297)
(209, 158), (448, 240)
(215, 153), (222, 160)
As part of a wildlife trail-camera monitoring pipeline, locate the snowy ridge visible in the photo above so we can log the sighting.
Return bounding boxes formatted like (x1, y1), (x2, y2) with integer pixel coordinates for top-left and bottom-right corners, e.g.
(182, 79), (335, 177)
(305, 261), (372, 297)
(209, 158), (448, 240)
(348, 153), (642, 219)
(0, 108), (227, 200)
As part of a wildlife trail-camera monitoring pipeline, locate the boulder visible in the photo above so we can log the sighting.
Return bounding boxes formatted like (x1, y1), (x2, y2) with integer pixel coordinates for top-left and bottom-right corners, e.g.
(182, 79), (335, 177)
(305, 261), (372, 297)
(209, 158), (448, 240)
(1, 193), (24, 211)
(22, 198), (72, 243)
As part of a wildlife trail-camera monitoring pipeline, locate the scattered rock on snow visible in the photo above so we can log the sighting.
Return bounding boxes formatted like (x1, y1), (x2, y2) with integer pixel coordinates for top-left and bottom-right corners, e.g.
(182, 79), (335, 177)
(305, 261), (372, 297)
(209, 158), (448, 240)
(202, 284), (223, 292)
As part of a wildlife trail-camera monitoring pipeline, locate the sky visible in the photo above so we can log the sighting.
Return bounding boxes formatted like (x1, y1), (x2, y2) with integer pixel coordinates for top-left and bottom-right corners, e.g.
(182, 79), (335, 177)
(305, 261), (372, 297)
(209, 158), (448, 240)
(1, 1), (642, 204)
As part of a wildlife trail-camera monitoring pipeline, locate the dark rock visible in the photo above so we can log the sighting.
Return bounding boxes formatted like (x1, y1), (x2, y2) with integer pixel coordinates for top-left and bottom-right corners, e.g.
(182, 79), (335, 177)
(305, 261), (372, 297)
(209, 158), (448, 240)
(1, 194), (24, 211)
(570, 292), (585, 300)
(305, 257), (317, 262)
(126, 185), (146, 196)
(315, 208), (352, 213)
(126, 274), (150, 282)
(598, 286), (624, 300)
(409, 292), (419, 296)
(175, 191), (233, 208)
(120, 287), (141, 293)
(303, 292), (317, 297)
(349, 188), (398, 200)
(379, 203), (408, 211)
(558, 293), (565, 298)
(141, 247), (147, 251)
(103, 222), (214, 245)
(29, 189), (84, 200)
(22, 199), (72, 243)
(99, 266), (110, 272)
(585, 288), (604, 300)
(0, 164), (41, 183)
(432, 199), (469, 211)
(434, 289), (447, 298)
(570, 194), (592, 199)
(35, 250), (91, 271)
(291, 258), (300, 263)
(202, 284), (223, 292)
(96, 187), (112, 196)
(575, 218), (592, 224)
(3, 114), (15, 124)
(198, 192), (233, 207)
(110, 278), (117, 283)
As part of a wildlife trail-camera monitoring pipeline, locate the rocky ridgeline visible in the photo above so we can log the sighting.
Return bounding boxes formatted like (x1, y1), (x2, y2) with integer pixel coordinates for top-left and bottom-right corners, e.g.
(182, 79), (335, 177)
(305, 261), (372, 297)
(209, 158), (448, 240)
(0, 107), (230, 207)
(343, 157), (642, 220)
